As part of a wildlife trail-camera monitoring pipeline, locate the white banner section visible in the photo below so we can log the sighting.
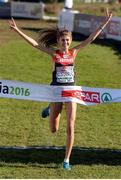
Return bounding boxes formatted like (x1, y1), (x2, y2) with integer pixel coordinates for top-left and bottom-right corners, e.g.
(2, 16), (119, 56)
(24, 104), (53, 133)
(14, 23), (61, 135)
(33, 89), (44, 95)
(0, 80), (121, 106)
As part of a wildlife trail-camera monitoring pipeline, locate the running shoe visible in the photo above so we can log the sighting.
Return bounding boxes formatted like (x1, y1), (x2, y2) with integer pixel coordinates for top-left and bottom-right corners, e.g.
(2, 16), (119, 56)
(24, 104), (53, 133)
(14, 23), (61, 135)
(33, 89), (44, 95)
(63, 162), (72, 170)
(41, 106), (50, 118)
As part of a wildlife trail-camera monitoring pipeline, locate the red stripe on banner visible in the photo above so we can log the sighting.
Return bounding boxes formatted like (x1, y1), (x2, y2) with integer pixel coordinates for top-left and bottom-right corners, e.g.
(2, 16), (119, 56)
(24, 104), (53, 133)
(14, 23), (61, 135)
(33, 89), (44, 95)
(61, 90), (100, 103)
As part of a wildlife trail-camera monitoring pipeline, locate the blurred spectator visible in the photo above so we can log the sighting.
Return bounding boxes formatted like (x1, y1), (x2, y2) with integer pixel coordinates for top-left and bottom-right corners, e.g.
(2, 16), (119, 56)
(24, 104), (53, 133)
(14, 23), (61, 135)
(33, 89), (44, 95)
(64, 0), (73, 10)
(40, 1), (45, 18)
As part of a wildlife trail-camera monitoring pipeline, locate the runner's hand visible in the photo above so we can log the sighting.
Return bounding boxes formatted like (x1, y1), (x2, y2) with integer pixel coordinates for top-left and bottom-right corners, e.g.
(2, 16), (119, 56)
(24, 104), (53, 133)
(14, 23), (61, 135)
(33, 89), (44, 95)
(106, 8), (112, 21)
(9, 18), (18, 31)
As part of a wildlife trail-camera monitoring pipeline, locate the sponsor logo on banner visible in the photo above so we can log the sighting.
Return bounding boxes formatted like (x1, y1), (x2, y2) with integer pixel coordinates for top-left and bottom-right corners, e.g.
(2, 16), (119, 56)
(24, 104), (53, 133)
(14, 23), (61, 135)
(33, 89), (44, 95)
(1, 79), (121, 105)
(61, 90), (100, 103)
(0, 81), (30, 97)
(101, 93), (112, 103)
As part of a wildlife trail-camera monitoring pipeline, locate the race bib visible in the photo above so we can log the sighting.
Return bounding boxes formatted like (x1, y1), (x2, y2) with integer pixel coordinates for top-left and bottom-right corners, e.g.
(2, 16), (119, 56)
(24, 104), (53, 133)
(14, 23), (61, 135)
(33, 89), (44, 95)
(56, 66), (74, 83)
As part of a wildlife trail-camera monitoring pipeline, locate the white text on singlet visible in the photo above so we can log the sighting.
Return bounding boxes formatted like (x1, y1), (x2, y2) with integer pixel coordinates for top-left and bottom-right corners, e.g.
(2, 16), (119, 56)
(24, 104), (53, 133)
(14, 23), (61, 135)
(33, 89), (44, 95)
(56, 66), (74, 83)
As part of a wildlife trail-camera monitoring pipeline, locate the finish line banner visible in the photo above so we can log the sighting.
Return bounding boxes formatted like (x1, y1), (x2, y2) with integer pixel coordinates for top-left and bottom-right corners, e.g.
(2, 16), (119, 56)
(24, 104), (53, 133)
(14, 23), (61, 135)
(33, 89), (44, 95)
(0, 79), (121, 106)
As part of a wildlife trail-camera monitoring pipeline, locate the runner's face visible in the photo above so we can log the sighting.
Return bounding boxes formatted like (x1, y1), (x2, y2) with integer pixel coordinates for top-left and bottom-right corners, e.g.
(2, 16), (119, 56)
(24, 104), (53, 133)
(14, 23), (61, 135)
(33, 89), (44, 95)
(58, 35), (72, 51)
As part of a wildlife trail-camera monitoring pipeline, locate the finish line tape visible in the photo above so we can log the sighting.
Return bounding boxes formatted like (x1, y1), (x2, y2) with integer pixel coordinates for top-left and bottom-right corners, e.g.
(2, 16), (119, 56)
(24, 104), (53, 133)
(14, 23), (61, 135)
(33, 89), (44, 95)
(0, 79), (121, 106)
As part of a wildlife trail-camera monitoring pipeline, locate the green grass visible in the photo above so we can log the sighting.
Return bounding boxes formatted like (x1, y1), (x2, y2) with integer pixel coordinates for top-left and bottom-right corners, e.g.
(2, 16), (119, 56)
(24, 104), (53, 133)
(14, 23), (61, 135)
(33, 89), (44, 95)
(0, 20), (121, 178)
(45, 2), (121, 17)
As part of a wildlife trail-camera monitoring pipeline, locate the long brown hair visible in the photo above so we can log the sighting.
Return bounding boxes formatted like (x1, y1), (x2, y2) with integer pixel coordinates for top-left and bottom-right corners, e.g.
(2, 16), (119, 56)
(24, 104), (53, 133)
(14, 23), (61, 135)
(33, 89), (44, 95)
(38, 26), (72, 48)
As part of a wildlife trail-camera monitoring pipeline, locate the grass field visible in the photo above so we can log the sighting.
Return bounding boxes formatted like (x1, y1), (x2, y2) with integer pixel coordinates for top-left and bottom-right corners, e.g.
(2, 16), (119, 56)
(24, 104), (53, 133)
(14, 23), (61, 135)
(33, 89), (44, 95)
(45, 2), (121, 17)
(0, 15), (121, 178)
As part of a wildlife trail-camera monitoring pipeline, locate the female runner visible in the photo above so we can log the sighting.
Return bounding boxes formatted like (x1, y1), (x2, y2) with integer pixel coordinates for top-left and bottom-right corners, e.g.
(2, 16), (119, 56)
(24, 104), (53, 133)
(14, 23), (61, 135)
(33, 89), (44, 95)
(9, 9), (112, 170)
